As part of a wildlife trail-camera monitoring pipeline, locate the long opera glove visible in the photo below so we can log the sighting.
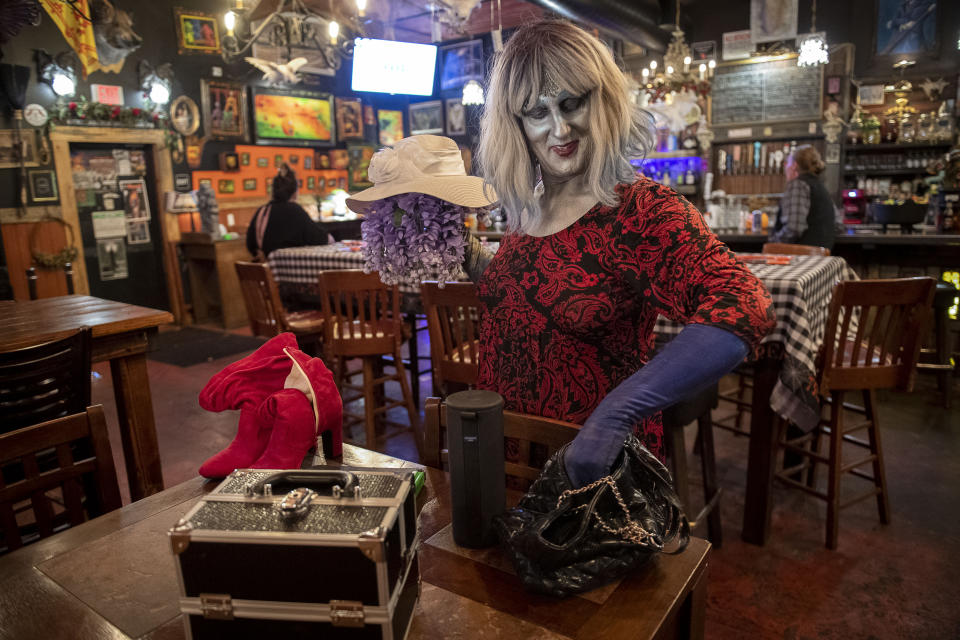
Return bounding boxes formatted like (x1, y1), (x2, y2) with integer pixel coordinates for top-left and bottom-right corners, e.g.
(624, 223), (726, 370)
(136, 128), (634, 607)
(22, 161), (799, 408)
(564, 324), (749, 488)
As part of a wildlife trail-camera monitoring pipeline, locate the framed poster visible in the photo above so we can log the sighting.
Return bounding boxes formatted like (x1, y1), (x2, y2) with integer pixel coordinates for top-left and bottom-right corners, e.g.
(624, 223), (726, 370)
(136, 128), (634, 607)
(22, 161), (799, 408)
(875, 0), (937, 58)
(252, 87), (335, 147)
(859, 84), (886, 105)
(170, 96), (200, 136)
(118, 179), (150, 220)
(445, 98), (466, 136)
(439, 40), (484, 91)
(409, 101), (443, 135)
(750, 0), (797, 43)
(378, 109), (403, 146)
(97, 239), (128, 280)
(0, 129), (38, 168)
(347, 143), (375, 191)
(218, 179), (235, 194)
(201, 79), (249, 142)
(126, 220), (151, 244)
(173, 8), (221, 55)
(28, 169), (59, 202)
(243, 178), (257, 191)
(336, 97), (364, 140)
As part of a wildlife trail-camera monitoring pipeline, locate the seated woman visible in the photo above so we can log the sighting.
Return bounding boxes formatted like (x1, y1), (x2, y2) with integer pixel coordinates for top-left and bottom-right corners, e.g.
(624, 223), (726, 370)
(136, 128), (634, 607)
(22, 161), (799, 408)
(246, 164), (329, 259)
(464, 20), (776, 488)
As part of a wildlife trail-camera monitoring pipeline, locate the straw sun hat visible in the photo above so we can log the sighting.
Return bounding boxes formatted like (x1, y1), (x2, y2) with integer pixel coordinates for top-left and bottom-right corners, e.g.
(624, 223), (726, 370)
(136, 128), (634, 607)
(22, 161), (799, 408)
(345, 134), (497, 213)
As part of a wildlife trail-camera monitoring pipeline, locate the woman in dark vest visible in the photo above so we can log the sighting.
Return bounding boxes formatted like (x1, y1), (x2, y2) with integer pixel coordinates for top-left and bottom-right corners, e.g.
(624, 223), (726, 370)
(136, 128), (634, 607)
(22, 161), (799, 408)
(769, 145), (836, 251)
(246, 164), (329, 260)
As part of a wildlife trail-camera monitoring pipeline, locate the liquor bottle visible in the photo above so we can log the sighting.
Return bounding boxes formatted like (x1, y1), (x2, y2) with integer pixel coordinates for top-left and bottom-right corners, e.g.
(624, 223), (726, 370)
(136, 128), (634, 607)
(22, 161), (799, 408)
(685, 165), (695, 185)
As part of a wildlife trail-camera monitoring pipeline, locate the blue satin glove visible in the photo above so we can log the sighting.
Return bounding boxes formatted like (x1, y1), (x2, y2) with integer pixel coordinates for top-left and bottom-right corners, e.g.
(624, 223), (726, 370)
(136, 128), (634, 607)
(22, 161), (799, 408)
(564, 324), (749, 488)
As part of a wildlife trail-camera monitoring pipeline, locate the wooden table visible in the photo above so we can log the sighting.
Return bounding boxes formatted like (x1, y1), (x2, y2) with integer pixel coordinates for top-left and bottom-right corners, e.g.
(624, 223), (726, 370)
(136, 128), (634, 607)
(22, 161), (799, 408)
(0, 445), (710, 640)
(179, 235), (249, 329)
(0, 295), (173, 501)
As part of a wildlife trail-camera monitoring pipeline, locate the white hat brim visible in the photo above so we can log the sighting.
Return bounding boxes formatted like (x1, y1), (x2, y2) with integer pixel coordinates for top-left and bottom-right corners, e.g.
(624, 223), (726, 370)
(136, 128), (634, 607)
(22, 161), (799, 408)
(345, 175), (498, 213)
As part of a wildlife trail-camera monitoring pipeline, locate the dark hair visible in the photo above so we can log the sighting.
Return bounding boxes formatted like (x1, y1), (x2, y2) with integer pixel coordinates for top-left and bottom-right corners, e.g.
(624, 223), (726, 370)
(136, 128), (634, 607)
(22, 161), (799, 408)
(272, 164), (297, 202)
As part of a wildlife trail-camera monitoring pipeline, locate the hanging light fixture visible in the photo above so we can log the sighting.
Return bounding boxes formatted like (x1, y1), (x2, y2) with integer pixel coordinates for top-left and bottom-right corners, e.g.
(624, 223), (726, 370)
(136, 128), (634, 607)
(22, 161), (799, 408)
(462, 79), (484, 105)
(37, 50), (77, 97)
(797, 0), (829, 67)
(640, 3), (712, 104)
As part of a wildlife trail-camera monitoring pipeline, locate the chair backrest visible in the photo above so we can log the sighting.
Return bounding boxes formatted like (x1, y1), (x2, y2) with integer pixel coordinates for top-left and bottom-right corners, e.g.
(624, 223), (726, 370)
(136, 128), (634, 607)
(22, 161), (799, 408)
(762, 242), (831, 256)
(423, 397), (580, 489)
(234, 261), (287, 338)
(820, 277), (935, 393)
(0, 405), (122, 553)
(421, 281), (482, 391)
(0, 327), (92, 434)
(317, 270), (403, 357)
(25, 264), (75, 300)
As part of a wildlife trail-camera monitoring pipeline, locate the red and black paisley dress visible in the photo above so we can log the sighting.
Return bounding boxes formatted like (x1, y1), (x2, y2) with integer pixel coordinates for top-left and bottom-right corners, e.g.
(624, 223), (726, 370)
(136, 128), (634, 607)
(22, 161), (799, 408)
(476, 177), (775, 459)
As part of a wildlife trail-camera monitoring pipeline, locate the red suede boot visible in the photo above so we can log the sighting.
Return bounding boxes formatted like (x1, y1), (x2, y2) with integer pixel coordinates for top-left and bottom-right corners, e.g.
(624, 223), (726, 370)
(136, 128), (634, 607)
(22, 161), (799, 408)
(250, 388), (318, 469)
(198, 406), (271, 478)
(284, 346), (343, 458)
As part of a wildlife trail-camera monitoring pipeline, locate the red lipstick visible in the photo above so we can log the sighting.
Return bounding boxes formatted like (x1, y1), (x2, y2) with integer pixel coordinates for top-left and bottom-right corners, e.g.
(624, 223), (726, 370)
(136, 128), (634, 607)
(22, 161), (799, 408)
(551, 140), (579, 157)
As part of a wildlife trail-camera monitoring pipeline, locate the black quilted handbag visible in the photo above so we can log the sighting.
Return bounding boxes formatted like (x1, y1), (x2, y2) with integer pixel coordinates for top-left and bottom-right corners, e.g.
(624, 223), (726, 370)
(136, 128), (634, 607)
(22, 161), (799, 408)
(493, 435), (689, 598)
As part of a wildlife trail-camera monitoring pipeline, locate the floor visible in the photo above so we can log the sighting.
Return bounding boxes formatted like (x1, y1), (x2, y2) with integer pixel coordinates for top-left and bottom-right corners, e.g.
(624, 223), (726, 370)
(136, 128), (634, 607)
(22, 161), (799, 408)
(90, 324), (960, 640)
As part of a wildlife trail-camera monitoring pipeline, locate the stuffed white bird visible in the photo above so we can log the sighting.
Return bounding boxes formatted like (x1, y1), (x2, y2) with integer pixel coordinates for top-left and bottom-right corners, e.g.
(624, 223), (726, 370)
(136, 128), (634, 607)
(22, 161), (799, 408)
(244, 57), (308, 85)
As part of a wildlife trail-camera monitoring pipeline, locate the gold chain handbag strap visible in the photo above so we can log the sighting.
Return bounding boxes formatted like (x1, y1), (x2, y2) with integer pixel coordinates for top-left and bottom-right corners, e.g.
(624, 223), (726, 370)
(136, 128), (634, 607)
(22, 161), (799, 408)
(557, 476), (662, 549)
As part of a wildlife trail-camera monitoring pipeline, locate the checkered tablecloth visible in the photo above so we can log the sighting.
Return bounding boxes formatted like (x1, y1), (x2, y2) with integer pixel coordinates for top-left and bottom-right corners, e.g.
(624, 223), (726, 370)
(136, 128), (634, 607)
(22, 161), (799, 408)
(656, 254), (859, 432)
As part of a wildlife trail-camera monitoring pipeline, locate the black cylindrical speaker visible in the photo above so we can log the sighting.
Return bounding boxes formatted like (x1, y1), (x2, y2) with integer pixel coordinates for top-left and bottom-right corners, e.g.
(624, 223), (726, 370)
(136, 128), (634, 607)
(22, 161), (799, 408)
(445, 389), (505, 548)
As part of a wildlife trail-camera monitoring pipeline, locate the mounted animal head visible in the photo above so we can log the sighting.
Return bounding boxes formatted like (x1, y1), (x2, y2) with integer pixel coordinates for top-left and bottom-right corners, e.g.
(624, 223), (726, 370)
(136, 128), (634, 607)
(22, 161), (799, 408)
(90, 0), (142, 71)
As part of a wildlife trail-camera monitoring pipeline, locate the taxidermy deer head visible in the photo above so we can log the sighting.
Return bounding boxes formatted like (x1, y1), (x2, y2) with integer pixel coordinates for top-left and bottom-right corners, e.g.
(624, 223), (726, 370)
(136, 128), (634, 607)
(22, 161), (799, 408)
(90, 0), (142, 73)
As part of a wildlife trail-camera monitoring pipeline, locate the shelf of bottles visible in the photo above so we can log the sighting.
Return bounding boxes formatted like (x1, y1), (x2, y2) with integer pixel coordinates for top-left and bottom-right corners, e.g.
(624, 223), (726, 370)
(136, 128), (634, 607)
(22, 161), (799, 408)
(632, 154), (703, 196)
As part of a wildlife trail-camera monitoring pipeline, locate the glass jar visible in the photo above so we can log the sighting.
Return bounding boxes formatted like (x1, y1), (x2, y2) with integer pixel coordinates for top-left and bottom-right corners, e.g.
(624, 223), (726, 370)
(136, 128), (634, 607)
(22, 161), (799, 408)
(916, 113), (932, 143)
(899, 114), (916, 143)
(882, 116), (899, 143)
(863, 116), (881, 144)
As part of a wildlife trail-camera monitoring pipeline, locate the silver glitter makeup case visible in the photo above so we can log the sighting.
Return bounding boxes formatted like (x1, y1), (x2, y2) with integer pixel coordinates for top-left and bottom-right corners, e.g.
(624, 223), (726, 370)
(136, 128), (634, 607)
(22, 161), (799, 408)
(170, 467), (420, 639)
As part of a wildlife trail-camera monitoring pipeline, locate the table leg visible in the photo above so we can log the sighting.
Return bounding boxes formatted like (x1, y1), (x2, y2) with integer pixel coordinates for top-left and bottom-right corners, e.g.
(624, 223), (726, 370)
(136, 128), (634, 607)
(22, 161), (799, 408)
(687, 560), (708, 640)
(110, 353), (165, 501)
(406, 312), (420, 409)
(741, 356), (781, 545)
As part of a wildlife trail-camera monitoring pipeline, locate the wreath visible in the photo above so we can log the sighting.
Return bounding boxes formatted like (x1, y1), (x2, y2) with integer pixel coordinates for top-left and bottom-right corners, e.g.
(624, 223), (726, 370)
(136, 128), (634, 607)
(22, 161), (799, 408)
(31, 215), (79, 269)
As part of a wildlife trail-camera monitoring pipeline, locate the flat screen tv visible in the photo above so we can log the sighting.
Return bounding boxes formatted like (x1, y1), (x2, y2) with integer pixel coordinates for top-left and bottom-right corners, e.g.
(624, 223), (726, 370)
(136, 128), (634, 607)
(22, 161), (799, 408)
(251, 87), (335, 147)
(351, 38), (438, 96)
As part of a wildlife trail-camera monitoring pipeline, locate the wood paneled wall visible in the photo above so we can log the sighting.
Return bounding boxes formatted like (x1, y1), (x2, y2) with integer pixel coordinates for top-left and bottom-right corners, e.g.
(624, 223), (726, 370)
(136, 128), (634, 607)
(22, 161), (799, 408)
(3, 219), (70, 300)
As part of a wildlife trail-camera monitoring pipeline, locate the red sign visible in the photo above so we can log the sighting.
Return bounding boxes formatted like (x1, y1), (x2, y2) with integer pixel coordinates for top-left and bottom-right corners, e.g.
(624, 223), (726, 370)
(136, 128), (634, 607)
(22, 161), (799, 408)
(91, 84), (124, 105)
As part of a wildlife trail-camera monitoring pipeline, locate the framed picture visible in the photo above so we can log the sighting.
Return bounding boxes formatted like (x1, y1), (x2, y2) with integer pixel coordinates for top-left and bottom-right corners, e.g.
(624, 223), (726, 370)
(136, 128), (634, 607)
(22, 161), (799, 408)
(174, 173), (191, 190)
(336, 97), (364, 140)
(126, 219), (151, 244)
(118, 179), (151, 220)
(170, 95), (200, 136)
(0, 130), (38, 168)
(304, 155), (312, 170)
(750, 0), (797, 43)
(348, 144), (376, 191)
(409, 101), (443, 135)
(377, 109), (403, 146)
(97, 239), (128, 281)
(252, 86), (335, 147)
(240, 152), (250, 166)
(173, 8), (221, 55)
(274, 154), (283, 167)
(218, 179), (235, 194)
(201, 79), (249, 142)
(219, 152), (239, 171)
(364, 104), (375, 126)
(307, 176), (315, 190)
(329, 149), (349, 170)
(198, 178), (212, 188)
(439, 40), (484, 91)
(243, 178), (257, 191)
(875, 0), (938, 58)
(317, 177), (326, 191)
(859, 84), (886, 105)
(28, 169), (59, 202)
(316, 152), (330, 169)
(257, 157), (269, 168)
(445, 98), (466, 136)
(289, 154), (299, 164)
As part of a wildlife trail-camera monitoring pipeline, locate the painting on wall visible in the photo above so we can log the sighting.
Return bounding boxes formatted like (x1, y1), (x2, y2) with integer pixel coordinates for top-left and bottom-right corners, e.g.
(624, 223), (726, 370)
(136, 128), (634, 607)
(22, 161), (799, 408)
(445, 98), (466, 136)
(252, 87), (335, 147)
(875, 0), (937, 57)
(750, 0), (797, 43)
(347, 144), (375, 191)
(378, 109), (403, 146)
(174, 8), (221, 55)
(329, 149), (349, 170)
(201, 79), (249, 141)
(336, 97), (364, 140)
(409, 101), (444, 135)
(439, 40), (484, 91)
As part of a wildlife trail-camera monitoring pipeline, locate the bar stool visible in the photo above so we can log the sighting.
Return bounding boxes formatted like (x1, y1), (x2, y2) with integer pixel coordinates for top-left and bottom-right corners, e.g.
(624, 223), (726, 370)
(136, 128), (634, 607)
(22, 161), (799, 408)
(663, 384), (723, 547)
(915, 281), (957, 408)
(317, 270), (420, 453)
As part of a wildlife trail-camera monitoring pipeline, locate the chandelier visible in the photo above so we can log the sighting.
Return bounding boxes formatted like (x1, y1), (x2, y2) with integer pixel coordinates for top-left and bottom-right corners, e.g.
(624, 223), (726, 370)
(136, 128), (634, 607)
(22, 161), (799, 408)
(221, 0), (365, 70)
(796, 0), (829, 66)
(640, 6), (713, 104)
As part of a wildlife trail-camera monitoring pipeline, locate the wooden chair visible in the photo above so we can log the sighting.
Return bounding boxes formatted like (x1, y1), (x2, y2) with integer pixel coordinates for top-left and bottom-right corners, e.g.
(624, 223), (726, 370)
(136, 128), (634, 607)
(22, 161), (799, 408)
(234, 261), (324, 354)
(762, 242), (831, 256)
(1, 405), (122, 554)
(318, 270), (420, 452)
(421, 281), (482, 396)
(0, 327), (91, 435)
(25, 264), (75, 300)
(777, 277), (935, 549)
(423, 396), (580, 490)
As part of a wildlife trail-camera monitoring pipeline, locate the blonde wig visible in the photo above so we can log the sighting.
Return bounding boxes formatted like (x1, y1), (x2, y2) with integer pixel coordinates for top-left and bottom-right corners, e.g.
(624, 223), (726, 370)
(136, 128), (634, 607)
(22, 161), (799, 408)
(478, 20), (654, 230)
